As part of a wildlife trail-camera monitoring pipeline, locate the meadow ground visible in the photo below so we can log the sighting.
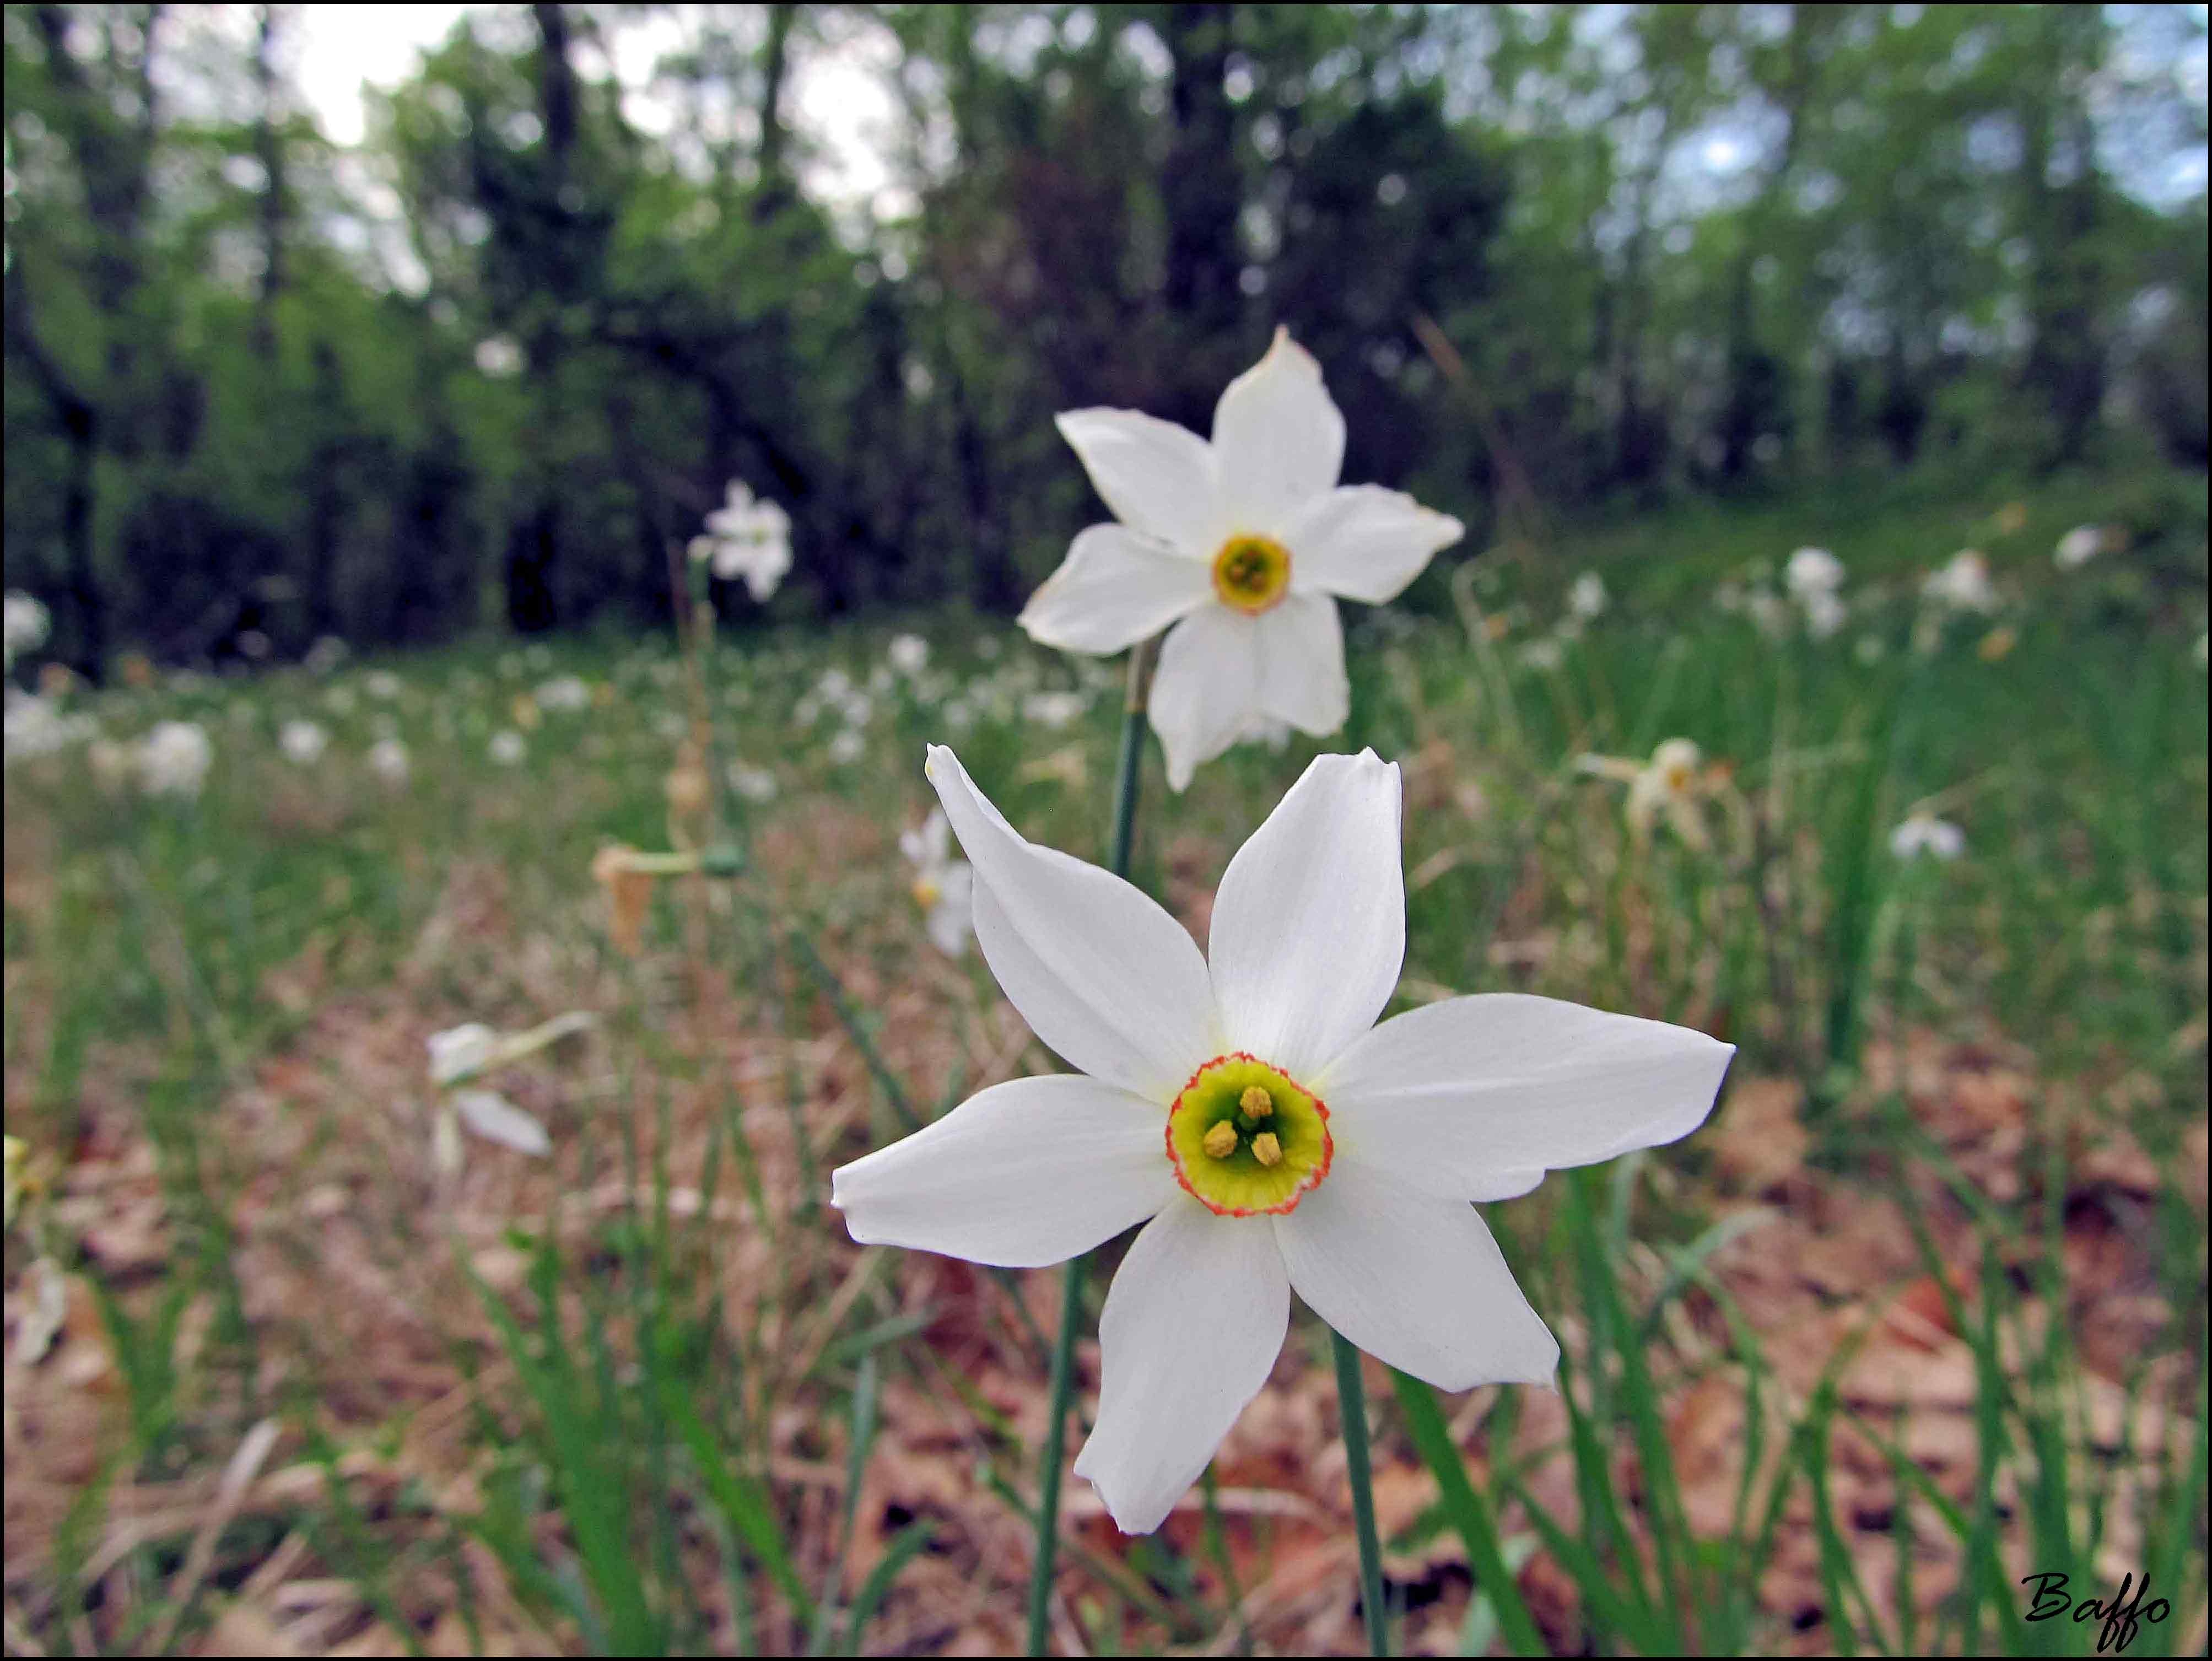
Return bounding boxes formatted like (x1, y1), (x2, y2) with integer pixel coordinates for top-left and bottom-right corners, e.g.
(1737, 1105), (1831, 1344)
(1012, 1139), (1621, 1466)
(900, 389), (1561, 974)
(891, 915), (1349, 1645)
(3, 467), (2206, 1657)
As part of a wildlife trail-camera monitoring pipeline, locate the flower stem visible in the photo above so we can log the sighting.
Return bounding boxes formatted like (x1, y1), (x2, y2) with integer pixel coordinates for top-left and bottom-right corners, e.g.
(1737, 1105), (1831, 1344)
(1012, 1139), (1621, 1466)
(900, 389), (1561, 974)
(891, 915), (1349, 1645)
(1332, 1329), (1390, 1657)
(1026, 637), (1155, 1656)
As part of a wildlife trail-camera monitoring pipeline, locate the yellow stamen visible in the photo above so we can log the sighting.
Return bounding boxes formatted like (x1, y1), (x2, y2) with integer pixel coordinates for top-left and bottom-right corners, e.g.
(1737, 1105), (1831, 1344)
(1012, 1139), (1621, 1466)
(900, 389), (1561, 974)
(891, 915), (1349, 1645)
(1202, 1121), (1239, 1160)
(1210, 535), (1292, 615)
(1239, 1086), (1274, 1119)
(1250, 1131), (1283, 1167)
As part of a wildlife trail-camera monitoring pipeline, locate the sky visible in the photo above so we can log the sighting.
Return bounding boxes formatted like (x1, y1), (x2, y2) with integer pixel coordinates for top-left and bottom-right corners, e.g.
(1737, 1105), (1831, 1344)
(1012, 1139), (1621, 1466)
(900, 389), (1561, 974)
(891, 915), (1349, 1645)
(286, 3), (904, 214)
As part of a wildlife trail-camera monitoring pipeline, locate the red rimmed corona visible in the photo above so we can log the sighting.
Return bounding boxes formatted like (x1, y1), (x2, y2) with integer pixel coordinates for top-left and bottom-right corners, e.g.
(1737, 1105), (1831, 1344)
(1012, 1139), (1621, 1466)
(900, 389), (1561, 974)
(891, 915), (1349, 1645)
(1164, 1051), (1333, 1216)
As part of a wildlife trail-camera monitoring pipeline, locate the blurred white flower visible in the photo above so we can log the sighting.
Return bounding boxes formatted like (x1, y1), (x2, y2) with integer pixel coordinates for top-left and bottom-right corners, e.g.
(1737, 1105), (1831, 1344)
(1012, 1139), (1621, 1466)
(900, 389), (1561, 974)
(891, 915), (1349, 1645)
(364, 670), (404, 700)
(1517, 637), (1566, 672)
(367, 737), (411, 786)
(139, 721), (213, 799)
(488, 730), (527, 766)
(1579, 737), (1711, 849)
(1568, 572), (1608, 619)
(3, 689), (95, 763)
(1240, 714), (1293, 752)
(1784, 547), (1844, 601)
(423, 1014), (594, 1169)
(888, 633), (930, 676)
(834, 748), (1732, 1535)
(828, 727), (866, 765)
(689, 481), (793, 602)
(4, 592), (51, 671)
(1801, 588), (1847, 640)
(1890, 814), (1965, 861)
(728, 762), (778, 803)
(304, 637), (349, 676)
(535, 676), (590, 712)
(279, 719), (329, 764)
(1022, 328), (1464, 790)
(1745, 590), (1790, 640)
(323, 686), (357, 716)
(1024, 690), (1088, 730)
(1923, 549), (1997, 613)
(900, 807), (974, 957)
(2054, 525), (2102, 570)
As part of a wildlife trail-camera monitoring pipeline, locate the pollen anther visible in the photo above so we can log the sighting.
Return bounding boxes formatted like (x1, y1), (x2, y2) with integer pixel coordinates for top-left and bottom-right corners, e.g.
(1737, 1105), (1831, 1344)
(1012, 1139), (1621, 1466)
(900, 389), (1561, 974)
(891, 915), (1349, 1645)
(1202, 1121), (1239, 1160)
(1250, 1131), (1282, 1167)
(1239, 1086), (1274, 1119)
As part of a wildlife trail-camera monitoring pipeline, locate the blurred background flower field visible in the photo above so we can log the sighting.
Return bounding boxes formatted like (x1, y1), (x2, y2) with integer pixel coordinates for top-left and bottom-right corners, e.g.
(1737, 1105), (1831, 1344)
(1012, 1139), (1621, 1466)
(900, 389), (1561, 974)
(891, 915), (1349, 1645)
(4, 3), (2209, 1656)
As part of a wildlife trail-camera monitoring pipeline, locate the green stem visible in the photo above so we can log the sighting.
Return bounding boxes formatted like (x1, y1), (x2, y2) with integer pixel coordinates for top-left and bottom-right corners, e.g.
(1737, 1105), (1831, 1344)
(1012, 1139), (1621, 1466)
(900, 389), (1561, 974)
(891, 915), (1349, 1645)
(1026, 638), (1154, 1656)
(1333, 1329), (1391, 1655)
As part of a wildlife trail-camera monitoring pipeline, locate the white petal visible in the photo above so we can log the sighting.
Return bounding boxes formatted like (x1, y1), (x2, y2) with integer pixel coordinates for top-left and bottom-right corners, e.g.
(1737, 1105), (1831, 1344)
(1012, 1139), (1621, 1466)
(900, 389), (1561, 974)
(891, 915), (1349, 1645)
(1317, 995), (1736, 1202)
(1207, 751), (1404, 1081)
(1283, 485), (1464, 605)
(1210, 329), (1345, 535)
(1274, 1160), (1557, 1390)
(830, 1074), (1174, 1266)
(1255, 592), (1349, 738)
(1073, 1198), (1289, 1534)
(1147, 606), (1262, 792)
(1055, 409), (1224, 554)
(1019, 525), (1216, 655)
(925, 747), (1217, 1099)
(452, 1090), (551, 1157)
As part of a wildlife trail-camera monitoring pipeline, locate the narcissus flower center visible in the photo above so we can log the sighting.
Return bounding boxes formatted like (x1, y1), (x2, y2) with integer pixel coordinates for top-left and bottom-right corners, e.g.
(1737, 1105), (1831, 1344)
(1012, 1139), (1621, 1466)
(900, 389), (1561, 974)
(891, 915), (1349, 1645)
(1166, 1053), (1332, 1216)
(911, 875), (942, 910)
(1210, 535), (1292, 615)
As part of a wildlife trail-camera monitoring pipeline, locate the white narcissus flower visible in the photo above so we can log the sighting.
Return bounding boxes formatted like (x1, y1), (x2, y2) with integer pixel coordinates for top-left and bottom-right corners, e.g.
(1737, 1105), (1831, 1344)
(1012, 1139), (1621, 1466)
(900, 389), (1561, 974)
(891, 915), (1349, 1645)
(279, 719), (328, 765)
(888, 633), (930, 676)
(139, 721), (213, 799)
(689, 481), (794, 602)
(1568, 572), (1608, 620)
(3, 591), (51, 671)
(832, 747), (1733, 1535)
(900, 807), (975, 957)
(1579, 738), (1711, 849)
(488, 730), (527, 766)
(1023, 329), (1464, 790)
(1923, 549), (1997, 613)
(1890, 814), (1965, 861)
(367, 737), (411, 786)
(1784, 546), (1844, 601)
(2054, 525), (2102, 570)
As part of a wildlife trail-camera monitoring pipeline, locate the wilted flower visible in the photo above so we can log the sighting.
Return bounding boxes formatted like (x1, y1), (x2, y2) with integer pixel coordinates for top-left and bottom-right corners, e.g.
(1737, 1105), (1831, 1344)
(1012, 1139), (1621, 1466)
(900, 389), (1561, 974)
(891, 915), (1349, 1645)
(900, 808), (975, 957)
(488, 730), (527, 766)
(1923, 549), (1997, 613)
(834, 748), (1733, 1534)
(1579, 737), (1712, 848)
(3, 592), (51, 672)
(424, 1013), (595, 1171)
(366, 737), (410, 786)
(592, 846), (657, 956)
(139, 721), (213, 799)
(279, 719), (329, 765)
(2054, 525), (2102, 570)
(1022, 329), (1464, 790)
(1890, 814), (1965, 861)
(1568, 572), (1608, 620)
(689, 481), (793, 602)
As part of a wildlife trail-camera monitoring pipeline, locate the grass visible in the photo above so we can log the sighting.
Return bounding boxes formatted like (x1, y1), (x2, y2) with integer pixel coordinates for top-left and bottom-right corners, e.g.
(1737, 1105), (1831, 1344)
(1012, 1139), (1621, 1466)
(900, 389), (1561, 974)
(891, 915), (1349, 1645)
(2, 463), (2206, 1655)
